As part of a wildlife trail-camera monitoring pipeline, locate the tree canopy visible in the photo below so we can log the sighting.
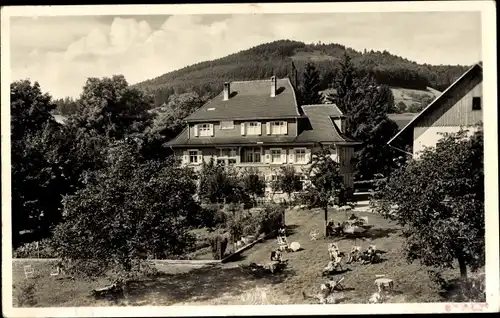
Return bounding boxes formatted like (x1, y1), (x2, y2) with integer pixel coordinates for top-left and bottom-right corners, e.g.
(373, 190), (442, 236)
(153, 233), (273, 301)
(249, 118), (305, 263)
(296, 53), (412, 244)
(375, 127), (485, 280)
(52, 140), (200, 277)
(300, 62), (322, 105)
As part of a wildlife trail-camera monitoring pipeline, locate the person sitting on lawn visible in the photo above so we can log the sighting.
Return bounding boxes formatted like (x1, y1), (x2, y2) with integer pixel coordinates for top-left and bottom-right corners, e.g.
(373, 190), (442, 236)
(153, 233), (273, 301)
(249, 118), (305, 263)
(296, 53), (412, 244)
(346, 246), (360, 264)
(270, 249), (283, 262)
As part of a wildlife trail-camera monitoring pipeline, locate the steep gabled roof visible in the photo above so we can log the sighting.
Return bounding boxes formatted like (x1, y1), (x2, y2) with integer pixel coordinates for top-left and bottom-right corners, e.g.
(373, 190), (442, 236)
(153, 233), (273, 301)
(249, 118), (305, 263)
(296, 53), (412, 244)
(387, 63), (483, 146)
(184, 78), (301, 122)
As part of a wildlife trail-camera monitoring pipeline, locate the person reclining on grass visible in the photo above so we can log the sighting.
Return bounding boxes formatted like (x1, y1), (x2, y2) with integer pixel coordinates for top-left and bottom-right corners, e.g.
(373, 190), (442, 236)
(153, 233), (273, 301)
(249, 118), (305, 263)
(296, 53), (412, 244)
(345, 246), (360, 264)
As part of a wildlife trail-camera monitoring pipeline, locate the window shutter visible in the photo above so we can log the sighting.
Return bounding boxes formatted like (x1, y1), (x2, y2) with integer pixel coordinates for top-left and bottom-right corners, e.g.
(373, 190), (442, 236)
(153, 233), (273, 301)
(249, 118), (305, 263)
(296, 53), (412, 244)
(264, 149), (271, 163)
(257, 122), (262, 136)
(283, 121), (288, 135)
(197, 150), (203, 164)
(266, 122), (271, 135)
(193, 125), (199, 137)
(305, 148), (311, 163)
(210, 124), (214, 136)
(182, 150), (189, 164)
(281, 149), (287, 164)
(289, 149), (295, 163)
(241, 122), (246, 136)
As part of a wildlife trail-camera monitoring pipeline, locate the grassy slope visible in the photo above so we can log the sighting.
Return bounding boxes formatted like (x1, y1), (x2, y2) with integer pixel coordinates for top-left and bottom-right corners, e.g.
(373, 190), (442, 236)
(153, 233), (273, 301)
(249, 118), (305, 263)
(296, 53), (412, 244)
(391, 86), (441, 107)
(12, 208), (465, 307)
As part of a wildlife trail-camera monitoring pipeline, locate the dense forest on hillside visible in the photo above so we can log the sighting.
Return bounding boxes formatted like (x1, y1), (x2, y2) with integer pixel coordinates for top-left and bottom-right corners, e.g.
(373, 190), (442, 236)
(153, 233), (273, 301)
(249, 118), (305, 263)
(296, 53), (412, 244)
(133, 40), (470, 107)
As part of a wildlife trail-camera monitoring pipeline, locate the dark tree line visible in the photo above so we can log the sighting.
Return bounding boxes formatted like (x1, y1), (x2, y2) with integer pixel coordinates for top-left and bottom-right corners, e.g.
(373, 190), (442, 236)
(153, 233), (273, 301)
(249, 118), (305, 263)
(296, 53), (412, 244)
(131, 40), (469, 108)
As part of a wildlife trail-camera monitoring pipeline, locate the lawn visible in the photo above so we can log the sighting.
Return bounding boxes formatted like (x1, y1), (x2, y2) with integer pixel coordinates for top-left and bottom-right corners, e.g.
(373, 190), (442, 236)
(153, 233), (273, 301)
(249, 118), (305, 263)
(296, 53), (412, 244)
(12, 207), (467, 307)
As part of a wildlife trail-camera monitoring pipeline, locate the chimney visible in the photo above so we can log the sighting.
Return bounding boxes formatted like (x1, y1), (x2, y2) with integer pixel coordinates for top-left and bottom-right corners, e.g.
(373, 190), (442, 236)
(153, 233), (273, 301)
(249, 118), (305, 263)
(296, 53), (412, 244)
(223, 82), (230, 101)
(270, 76), (277, 97)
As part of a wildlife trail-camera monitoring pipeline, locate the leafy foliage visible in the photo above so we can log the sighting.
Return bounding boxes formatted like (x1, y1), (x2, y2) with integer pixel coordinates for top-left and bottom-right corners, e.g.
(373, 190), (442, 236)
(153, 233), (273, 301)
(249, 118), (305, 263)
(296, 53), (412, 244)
(239, 168), (266, 205)
(375, 127), (485, 280)
(300, 62), (322, 105)
(10, 80), (66, 246)
(198, 159), (250, 204)
(51, 140), (200, 278)
(271, 165), (303, 203)
(303, 145), (344, 234)
(330, 54), (400, 180)
(73, 75), (154, 140)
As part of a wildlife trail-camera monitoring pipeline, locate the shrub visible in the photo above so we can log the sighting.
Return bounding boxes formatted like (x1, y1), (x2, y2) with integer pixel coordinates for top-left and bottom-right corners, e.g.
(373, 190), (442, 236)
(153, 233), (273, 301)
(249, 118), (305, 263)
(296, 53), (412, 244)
(13, 238), (57, 258)
(196, 203), (227, 229)
(257, 204), (285, 236)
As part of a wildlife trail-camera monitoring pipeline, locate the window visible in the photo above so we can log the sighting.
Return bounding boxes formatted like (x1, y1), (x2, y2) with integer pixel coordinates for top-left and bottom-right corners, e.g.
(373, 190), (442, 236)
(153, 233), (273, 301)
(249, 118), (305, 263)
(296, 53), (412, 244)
(295, 148), (306, 163)
(247, 122), (261, 135)
(189, 151), (198, 164)
(271, 149), (282, 163)
(228, 159), (236, 166)
(216, 159), (225, 166)
(219, 148), (237, 158)
(241, 147), (262, 163)
(221, 120), (234, 129)
(198, 124), (211, 136)
(472, 97), (481, 110)
(271, 121), (286, 135)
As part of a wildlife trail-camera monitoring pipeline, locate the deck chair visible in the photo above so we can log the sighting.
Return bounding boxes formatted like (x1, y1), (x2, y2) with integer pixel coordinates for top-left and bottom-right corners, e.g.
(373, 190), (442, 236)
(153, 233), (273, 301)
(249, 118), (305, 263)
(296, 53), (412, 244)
(277, 236), (290, 252)
(24, 265), (34, 279)
(327, 276), (345, 291)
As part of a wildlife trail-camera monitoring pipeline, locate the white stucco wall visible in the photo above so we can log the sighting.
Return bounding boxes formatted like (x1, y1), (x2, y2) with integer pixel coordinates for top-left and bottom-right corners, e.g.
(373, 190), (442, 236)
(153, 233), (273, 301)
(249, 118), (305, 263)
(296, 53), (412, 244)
(413, 126), (479, 157)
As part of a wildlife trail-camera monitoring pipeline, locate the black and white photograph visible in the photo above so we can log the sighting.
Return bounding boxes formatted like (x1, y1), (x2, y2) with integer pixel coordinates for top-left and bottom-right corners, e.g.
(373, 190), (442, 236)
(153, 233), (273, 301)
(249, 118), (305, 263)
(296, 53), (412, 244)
(1, 2), (498, 317)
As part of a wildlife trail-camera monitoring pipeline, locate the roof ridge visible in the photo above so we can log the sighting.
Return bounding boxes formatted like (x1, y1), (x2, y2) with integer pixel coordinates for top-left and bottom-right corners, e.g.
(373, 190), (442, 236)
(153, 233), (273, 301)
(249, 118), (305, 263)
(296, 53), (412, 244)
(285, 77), (301, 116)
(230, 77), (290, 84)
(387, 63), (482, 145)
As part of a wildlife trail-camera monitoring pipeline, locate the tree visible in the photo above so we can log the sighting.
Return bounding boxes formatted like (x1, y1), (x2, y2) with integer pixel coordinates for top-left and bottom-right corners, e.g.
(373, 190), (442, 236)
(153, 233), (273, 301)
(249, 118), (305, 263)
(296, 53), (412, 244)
(198, 159), (249, 204)
(10, 80), (64, 246)
(330, 53), (358, 128)
(51, 140), (200, 279)
(300, 62), (322, 105)
(375, 127), (484, 281)
(331, 60), (400, 180)
(271, 165), (303, 204)
(239, 168), (266, 205)
(74, 75), (154, 140)
(303, 145), (344, 236)
(150, 92), (206, 139)
(396, 101), (407, 113)
(377, 84), (396, 113)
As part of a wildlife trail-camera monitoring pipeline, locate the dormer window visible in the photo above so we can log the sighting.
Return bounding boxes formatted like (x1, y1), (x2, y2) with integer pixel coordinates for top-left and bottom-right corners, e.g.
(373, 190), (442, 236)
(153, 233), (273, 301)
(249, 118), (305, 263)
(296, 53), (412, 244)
(199, 124), (211, 136)
(246, 122), (261, 135)
(270, 121), (288, 135)
(194, 123), (214, 137)
(472, 97), (481, 110)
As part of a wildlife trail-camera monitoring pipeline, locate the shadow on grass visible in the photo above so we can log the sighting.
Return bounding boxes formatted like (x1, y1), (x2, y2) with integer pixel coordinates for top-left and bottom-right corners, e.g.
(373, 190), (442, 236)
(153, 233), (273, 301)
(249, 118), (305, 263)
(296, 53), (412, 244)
(285, 224), (300, 236)
(224, 253), (247, 262)
(323, 268), (353, 277)
(125, 265), (293, 304)
(438, 278), (486, 302)
(338, 227), (400, 242)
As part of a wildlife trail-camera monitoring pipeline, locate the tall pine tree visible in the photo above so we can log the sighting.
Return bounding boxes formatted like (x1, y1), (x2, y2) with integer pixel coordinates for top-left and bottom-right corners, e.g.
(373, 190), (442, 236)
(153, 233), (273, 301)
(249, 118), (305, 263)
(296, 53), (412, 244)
(330, 54), (400, 180)
(300, 62), (322, 105)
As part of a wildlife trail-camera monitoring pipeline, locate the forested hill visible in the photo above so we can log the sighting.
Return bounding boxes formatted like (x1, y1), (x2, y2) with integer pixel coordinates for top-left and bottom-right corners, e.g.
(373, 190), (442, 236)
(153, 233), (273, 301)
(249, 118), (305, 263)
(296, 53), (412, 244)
(133, 39), (471, 107)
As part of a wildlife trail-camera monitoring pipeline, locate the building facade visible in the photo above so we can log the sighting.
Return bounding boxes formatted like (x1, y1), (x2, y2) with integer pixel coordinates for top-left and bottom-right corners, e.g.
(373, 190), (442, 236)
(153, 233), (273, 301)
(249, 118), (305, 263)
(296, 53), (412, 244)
(388, 63), (483, 157)
(166, 76), (361, 198)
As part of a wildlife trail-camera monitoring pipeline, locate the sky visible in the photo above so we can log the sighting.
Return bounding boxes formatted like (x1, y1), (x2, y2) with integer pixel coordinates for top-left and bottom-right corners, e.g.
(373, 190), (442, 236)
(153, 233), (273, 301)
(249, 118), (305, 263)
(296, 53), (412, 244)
(9, 12), (482, 99)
